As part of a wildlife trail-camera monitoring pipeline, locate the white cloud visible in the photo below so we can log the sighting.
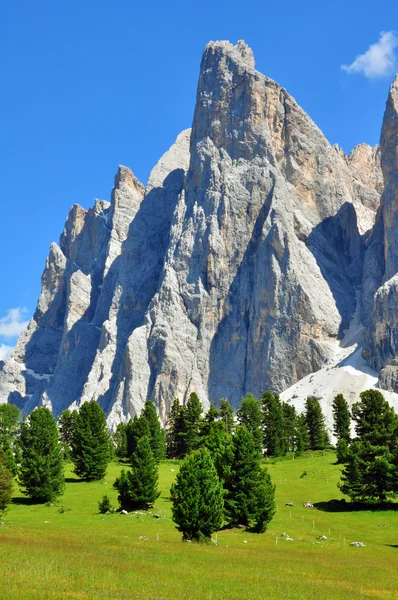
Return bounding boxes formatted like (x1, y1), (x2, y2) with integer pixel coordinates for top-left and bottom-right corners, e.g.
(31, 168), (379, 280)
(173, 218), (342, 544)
(341, 31), (398, 78)
(0, 307), (29, 339)
(0, 344), (13, 361)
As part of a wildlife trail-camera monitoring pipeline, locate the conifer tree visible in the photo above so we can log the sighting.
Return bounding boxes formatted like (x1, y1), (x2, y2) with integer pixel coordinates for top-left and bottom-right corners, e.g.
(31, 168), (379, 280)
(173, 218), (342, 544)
(202, 421), (234, 482)
(170, 447), (224, 541)
(224, 426), (275, 530)
(261, 391), (285, 457)
(305, 397), (329, 450)
(332, 394), (351, 443)
(0, 404), (20, 475)
(200, 403), (221, 439)
(184, 392), (203, 454)
(281, 402), (298, 453)
(71, 401), (111, 481)
(0, 449), (13, 515)
(114, 435), (160, 510)
(166, 398), (187, 459)
(112, 423), (128, 458)
(296, 413), (309, 454)
(126, 415), (150, 457)
(141, 400), (166, 461)
(19, 407), (64, 502)
(339, 390), (398, 503)
(237, 394), (263, 453)
(219, 399), (234, 434)
(58, 409), (77, 460)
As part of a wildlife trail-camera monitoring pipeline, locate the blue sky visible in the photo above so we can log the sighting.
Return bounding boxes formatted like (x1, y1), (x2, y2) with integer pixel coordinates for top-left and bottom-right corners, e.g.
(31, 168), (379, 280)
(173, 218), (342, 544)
(1, 0), (397, 358)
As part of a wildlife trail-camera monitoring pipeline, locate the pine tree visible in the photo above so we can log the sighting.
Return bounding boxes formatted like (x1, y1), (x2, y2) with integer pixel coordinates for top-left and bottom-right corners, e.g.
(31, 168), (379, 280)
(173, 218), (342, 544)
(0, 449), (13, 515)
(332, 394), (351, 443)
(281, 402), (298, 453)
(339, 390), (398, 503)
(166, 398), (187, 459)
(305, 397), (329, 450)
(112, 423), (128, 458)
(237, 393), (263, 453)
(200, 403), (221, 439)
(184, 392), (203, 454)
(141, 401), (166, 461)
(0, 403), (20, 475)
(19, 407), (64, 502)
(224, 426), (275, 531)
(126, 415), (150, 457)
(202, 421), (234, 482)
(219, 399), (234, 434)
(296, 413), (309, 455)
(170, 447), (224, 541)
(58, 409), (77, 461)
(261, 391), (285, 457)
(114, 435), (160, 510)
(71, 401), (111, 481)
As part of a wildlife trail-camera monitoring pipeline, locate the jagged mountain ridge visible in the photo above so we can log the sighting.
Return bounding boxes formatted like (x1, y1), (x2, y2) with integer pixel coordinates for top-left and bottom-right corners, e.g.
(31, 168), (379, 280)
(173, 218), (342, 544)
(1, 40), (396, 427)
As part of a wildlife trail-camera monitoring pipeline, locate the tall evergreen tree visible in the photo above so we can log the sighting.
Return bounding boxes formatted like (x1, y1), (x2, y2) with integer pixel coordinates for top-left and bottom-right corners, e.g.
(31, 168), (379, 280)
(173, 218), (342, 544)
(219, 399), (234, 434)
(296, 413), (309, 455)
(112, 423), (129, 458)
(126, 415), (150, 458)
(332, 394), (351, 443)
(339, 390), (398, 503)
(237, 394), (263, 453)
(261, 391), (285, 457)
(200, 403), (221, 439)
(19, 408), (64, 502)
(281, 402), (298, 453)
(184, 392), (203, 454)
(58, 409), (77, 461)
(305, 397), (329, 450)
(224, 426), (275, 531)
(114, 435), (160, 510)
(71, 401), (111, 481)
(166, 398), (187, 459)
(0, 404), (20, 475)
(202, 421), (234, 482)
(141, 400), (166, 461)
(170, 448), (224, 541)
(0, 449), (13, 515)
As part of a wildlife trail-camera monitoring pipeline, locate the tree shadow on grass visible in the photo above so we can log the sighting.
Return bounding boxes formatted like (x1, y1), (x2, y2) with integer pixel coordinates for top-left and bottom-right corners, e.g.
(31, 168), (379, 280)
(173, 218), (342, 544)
(314, 500), (398, 513)
(386, 545), (398, 549)
(12, 497), (41, 506)
(65, 477), (82, 484)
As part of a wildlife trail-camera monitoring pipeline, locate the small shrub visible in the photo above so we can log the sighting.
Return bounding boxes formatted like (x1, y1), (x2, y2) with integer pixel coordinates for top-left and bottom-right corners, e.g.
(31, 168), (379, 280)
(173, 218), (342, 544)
(98, 494), (112, 514)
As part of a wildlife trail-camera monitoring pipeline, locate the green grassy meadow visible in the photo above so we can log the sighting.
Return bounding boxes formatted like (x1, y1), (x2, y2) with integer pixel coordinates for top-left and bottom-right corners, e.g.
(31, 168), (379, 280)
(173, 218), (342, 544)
(0, 452), (397, 600)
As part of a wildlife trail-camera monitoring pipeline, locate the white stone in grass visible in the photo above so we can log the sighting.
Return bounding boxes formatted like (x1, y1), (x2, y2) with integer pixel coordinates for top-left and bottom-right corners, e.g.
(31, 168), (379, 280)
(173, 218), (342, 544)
(350, 541), (365, 547)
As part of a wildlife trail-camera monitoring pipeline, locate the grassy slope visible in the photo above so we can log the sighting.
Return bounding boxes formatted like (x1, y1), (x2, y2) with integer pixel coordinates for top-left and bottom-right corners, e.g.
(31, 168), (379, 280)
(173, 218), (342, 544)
(0, 452), (397, 600)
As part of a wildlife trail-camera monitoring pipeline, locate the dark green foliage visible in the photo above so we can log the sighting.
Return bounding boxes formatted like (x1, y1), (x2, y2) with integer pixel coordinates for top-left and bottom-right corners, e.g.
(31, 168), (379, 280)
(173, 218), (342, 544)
(295, 414), (309, 455)
(166, 398), (187, 459)
(71, 401), (111, 481)
(224, 426), (275, 531)
(184, 392), (203, 454)
(114, 436), (160, 510)
(0, 403), (20, 475)
(141, 401), (166, 461)
(237, 394), (263, 453)
(261, 391), (285, 457)
(202, 421), (233, 482)
(336, 438), (349, 464)
(112, 423), (128, 458)
(339, 390), (398, 503)
(219, 399), (234, 434)
(200, 404), (221, 439)
(332, 394), (351, 444)
(126, 415), (150, 458)
(0, 449), (13, 514)
(58, 409), (77, 461)
(98, 494), (112, 514)
(352, 390), (397, 446)
(19, 408), (64, 502)
(170, 448), (224, 541)
(305, 397), (329, 450)
(281, 402), (299, 453)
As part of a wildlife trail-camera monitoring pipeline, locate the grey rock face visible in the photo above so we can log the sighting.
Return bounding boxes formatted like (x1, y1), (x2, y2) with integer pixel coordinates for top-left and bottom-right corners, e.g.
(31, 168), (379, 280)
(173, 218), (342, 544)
(0, 40), (386, 423)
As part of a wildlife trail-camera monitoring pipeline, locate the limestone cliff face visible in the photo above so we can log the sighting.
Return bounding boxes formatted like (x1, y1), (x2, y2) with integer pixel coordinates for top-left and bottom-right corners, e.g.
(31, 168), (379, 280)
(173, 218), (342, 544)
(363, 76), (398, 391)
(0, 41), (386, 424)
